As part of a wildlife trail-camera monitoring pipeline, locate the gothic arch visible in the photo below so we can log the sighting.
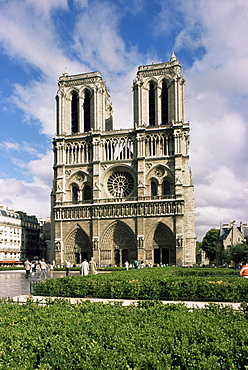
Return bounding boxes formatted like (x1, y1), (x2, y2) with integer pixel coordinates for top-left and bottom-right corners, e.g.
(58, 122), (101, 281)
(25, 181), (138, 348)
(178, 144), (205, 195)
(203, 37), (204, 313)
(67, 170), (91, 187)
(101, 220), (137, 265)
(64, 225), (92, 264)
(65, 87), (79, 100)
(145, 222), (176, 265)
(146, 164), (174, 183)
(80, 86), (94, 98)
(143, 77), (158, 90)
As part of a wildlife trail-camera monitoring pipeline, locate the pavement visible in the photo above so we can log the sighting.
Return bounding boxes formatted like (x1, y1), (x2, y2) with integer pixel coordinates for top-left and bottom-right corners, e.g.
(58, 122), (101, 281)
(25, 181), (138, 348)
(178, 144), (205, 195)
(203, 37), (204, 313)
(0, 270), (78, 298)
(10, 295), (243, 310)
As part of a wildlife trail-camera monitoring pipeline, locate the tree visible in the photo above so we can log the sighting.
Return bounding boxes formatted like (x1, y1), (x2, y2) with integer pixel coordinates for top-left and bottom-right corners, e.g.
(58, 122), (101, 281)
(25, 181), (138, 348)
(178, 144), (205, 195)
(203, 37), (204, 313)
(201, 229), (219, 262)
(222, 243), (248, 265)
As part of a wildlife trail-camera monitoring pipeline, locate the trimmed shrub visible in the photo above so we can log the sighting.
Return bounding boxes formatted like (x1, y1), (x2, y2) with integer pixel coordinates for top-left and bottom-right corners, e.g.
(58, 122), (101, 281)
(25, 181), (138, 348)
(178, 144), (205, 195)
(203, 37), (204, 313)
(32, 267), (248, 302)
(0, 300), (247, 369)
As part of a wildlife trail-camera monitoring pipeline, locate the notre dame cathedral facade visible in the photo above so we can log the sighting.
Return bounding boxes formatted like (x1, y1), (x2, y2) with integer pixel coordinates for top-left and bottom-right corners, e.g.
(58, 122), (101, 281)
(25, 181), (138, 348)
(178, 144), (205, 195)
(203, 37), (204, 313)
(51, 53), (196, 267)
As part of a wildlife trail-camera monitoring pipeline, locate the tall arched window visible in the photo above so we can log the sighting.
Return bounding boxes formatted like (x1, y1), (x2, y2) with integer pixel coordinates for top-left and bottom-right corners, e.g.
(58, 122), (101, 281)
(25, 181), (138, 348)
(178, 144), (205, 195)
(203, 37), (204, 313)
(71, 92), (79, 133)
(151, 181), (157, 197)
(162, 81), (168, 125)
(83, 185), (92, 201)
(72, 185), (79, 203)
(149, 83), (155, 126)
(84, 90), (91, 132)
(56, 96), (59, 135)
(163, 180), (170, 196)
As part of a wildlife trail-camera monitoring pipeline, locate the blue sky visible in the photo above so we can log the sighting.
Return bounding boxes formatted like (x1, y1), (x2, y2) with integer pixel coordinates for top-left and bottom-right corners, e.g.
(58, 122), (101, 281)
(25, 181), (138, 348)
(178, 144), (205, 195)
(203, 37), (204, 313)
(0, 0), (248, 241)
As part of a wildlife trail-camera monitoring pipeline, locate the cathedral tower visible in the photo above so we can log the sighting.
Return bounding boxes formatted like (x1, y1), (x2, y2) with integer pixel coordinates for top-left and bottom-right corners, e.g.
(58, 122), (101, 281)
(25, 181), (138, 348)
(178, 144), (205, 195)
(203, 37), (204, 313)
(51, 53), (196, 267)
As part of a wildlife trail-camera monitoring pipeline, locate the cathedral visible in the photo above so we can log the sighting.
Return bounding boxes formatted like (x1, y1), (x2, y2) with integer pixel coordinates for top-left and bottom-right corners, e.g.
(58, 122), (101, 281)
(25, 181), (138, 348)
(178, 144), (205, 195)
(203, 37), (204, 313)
(51, 52), (196, 267)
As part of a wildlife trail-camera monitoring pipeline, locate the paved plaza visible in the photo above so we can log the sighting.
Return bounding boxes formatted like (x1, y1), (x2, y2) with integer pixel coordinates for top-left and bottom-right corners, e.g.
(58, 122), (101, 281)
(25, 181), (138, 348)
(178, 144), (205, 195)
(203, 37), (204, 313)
(0, 270), (78, 298)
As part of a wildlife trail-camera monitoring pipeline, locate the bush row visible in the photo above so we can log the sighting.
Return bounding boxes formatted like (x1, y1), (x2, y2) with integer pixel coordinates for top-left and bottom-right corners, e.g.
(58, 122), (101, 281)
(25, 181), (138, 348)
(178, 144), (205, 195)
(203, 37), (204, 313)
(0, 266), (24, 271)
(0, 299), (248, 369)
(32, 267), (248, 302)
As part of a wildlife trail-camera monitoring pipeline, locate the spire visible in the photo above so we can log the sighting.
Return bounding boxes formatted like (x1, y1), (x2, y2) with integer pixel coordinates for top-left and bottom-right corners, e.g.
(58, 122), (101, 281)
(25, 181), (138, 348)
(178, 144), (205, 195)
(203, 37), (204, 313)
(170, 51), (177, 62)
(62, 67), (69, 77)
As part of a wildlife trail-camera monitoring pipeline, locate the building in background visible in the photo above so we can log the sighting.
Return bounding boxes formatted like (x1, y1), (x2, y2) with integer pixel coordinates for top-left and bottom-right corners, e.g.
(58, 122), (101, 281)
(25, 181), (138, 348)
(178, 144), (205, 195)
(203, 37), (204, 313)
(0, 207), (51, 264)
(216, 221), (248, 265)
(39, 217), (51, 263)
(0, 206), (22, 265)
(16, 211), (41, 261)
(51, 53), (196, 267)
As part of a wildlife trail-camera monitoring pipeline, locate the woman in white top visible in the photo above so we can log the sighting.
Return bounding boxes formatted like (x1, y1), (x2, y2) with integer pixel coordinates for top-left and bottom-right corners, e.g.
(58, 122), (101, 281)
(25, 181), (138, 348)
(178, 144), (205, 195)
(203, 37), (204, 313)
(40, 259), (48, 279)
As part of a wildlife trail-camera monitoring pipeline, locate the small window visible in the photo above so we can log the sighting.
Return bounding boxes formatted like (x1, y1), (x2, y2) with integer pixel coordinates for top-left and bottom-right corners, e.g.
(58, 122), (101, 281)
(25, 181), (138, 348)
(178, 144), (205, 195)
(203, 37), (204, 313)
(83, 185), (92, 201)
(163, 180), (170, 195)
(72, 185), (79, 203)
(151, 181), (157, 196)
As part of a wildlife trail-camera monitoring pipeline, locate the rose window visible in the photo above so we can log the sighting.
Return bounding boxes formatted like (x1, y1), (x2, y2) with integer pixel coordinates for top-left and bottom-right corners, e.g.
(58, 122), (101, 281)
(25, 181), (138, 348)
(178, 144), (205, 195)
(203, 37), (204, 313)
(107, 171), (134, 198)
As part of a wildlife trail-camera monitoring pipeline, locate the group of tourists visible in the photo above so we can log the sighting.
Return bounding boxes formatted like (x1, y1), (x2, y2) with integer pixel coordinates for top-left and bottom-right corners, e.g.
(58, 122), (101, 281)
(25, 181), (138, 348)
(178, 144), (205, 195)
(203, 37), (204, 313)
(24, 257), (98, 279)
(64, 257), (97, 276)
(24, 258), (48, 279)
(24, 258), (248, 279)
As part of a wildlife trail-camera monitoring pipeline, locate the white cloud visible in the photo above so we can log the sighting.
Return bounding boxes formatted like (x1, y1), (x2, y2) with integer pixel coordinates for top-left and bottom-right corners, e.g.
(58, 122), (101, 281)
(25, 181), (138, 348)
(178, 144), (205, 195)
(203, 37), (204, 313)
(27, 150), (53, 187)
(0, 0), (84, 136)
(0, 178), (50, 218)
(179, 0), (248, 240)
(1, 0), (248, 242)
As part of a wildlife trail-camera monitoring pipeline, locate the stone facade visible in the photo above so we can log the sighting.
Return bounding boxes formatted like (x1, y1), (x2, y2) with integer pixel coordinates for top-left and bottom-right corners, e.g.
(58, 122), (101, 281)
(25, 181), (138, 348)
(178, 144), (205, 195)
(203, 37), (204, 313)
(0, 206), (42, 264)
(0, 206), (22, 264)
(51, 53), (196, 267)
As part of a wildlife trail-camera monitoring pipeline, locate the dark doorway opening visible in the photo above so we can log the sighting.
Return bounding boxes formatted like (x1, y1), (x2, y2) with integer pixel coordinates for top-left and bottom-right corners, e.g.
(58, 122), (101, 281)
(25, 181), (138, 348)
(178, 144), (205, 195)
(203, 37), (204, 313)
(81, 252), (88, 261)
(154, 248), (160, 264)
(122, 249), (129, 264)
(162, 248), (169, 264)
(115, 250), (120, 266)
(75, 253), (80, 264)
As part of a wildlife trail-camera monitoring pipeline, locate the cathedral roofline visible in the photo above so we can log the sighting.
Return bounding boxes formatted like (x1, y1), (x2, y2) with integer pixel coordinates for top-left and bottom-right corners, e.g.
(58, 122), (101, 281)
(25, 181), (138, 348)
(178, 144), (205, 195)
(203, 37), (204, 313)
(58, 70), (102, 83)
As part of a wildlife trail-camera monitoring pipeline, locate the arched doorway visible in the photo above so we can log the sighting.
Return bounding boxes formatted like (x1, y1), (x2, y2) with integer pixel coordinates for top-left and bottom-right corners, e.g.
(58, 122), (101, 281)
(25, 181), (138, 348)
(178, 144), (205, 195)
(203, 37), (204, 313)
(101, 221), (136, 266)
(147, 222), (176, 265)
(65, 227), (92, 264)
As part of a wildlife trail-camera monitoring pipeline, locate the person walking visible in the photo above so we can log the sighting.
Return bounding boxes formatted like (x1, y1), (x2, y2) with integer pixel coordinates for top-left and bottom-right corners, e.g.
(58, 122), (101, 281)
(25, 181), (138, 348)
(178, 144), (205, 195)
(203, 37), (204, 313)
(124, 261), (129, 270)
(24, 259), (31, 279)
(65, 260), (71, 276)
(133, 260), (139, 269)
(80, 259), (89, 276)
(39, 259), (48, 279)
(89, 257), (97, 275)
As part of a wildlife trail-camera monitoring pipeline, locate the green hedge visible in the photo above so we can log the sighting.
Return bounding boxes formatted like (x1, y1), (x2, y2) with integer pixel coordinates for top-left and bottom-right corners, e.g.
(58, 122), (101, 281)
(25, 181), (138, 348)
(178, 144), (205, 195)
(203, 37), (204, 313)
(0, 300), (248, 369)
(32, 267), (248, 302)
(0, 266), (24, 270)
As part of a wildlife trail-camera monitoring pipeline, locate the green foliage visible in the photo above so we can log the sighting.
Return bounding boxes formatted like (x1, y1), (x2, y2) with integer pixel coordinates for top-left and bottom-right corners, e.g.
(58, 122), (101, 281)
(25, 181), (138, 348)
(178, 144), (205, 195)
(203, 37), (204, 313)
(222, 244), (248, 265)
(201, 228), (219, 262)
(0, 300), (247, 369)
(0, 266), (24, 271)
(32, 267), (248, 303)
(195, 241), (202, 254)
